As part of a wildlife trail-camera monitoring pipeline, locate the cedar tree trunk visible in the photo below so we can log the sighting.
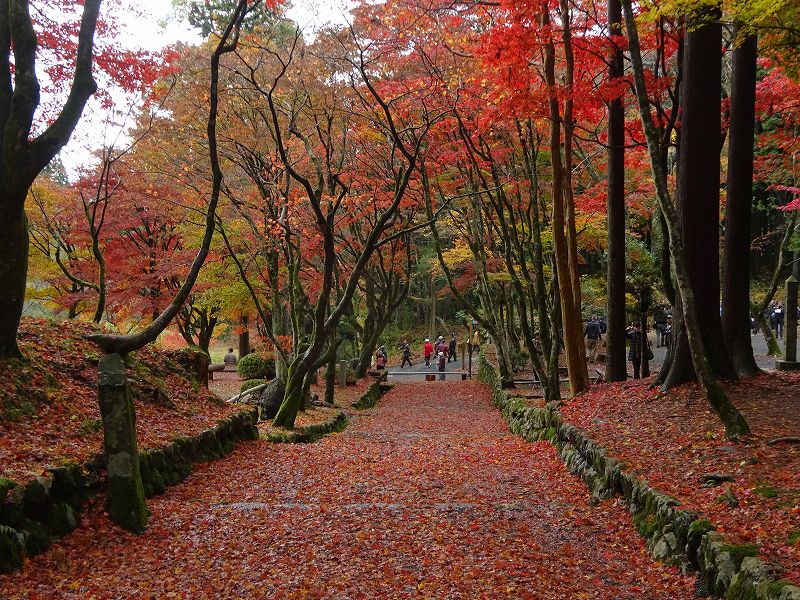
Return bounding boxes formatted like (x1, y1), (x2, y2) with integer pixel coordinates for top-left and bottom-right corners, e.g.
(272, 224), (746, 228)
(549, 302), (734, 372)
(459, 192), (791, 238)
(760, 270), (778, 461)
(722, 32), (759, 376)
(662, 10), (737, 388)
(606, 0), (627, 381)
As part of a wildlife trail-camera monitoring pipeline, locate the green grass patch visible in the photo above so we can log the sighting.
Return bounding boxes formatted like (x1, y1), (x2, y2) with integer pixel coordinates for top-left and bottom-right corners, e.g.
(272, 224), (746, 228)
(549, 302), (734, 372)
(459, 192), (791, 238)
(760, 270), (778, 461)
(753, 482), (780, 499)
(78, 418), (103, 435)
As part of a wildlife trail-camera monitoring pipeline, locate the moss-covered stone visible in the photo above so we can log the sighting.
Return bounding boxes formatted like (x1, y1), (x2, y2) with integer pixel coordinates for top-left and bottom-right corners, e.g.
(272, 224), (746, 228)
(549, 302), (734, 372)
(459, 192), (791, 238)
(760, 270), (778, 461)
(0, 478), (18, 503)
(753, 483), (780, 499)
(353, 381), (381, 410)
(0, 526), (24, 574)
(721, 543), (759, 570)
(20, 518), (49, 555)
(44, 503), (78, 537)
(264, 411), (348, 443)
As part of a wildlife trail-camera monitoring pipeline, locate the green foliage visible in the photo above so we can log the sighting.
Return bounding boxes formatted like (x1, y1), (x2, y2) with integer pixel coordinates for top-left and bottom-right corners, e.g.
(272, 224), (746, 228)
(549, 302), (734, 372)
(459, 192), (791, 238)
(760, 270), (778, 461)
(789, 531), (800, 545)
(508, 347), (529, 373)
(237, 352), (275, 380)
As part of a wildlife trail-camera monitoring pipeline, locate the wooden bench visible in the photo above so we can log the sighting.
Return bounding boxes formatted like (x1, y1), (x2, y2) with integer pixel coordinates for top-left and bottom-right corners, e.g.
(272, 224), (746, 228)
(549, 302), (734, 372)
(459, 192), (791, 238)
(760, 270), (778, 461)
(208, 363), (225, 381)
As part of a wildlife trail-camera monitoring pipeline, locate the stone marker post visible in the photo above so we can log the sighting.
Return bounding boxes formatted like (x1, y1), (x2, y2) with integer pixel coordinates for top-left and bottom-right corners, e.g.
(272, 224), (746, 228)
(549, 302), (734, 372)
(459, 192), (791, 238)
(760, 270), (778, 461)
(98, 353), (149, 532)
(338, 360), (349, 388)
(777, 276), (799, 371)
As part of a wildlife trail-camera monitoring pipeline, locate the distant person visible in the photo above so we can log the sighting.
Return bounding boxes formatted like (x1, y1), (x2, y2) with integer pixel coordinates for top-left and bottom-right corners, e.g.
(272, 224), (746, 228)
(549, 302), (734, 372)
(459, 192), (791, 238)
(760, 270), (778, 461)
(472, 330), (481, 354)
(375, 346), (387, 370)
(223, 348), (237, 369)
(584, 316), (602, 362)
(436, 336), (448, 360)
(399, 340), (413, 368)
(423, 338), (434, 368)
(437, 351), (446, 380)
(653, 306), (667, 346)
(448, 333), (457, 363)
(626, 322), (642, 379)
(663, 315), (673, 347)
(774, 302), (785, 339)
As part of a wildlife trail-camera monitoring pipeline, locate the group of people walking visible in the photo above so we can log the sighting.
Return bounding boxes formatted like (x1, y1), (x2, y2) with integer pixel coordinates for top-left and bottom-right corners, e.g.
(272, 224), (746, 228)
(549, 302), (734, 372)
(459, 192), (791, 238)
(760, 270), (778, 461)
(398, 334), (458, 376)
(373, 334), (461, 380)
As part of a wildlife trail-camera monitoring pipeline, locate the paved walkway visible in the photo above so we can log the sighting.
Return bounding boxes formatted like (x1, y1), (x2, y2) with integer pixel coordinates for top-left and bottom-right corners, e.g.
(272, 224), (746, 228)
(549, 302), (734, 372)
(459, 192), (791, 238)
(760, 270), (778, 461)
(1, 382), (696, 598)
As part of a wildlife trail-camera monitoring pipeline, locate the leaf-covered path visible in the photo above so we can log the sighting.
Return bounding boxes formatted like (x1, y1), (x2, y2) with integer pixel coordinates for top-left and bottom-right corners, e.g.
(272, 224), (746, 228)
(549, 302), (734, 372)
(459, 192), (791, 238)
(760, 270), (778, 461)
(1, 381), (696, 599)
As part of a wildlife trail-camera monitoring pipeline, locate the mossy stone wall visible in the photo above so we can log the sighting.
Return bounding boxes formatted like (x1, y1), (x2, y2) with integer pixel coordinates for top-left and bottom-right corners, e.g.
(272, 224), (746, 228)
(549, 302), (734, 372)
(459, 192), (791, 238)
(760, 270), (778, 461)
(477, 354), (800, 600)
(0, 406), (258, 574)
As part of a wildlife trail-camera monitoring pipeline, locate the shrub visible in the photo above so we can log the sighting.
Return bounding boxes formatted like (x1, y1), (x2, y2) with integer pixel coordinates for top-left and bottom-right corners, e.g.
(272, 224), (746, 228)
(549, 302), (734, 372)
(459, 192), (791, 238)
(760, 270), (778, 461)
(509, 347), (529, 373)
(237, 353), (275, 380)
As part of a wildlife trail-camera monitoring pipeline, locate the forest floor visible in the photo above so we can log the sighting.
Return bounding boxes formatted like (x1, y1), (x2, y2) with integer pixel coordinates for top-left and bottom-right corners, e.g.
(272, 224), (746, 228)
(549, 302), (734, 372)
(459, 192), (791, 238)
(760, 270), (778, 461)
(0, 381), (696, 599)
(561, 372), (800, 584)
(0, 319), (241, 486)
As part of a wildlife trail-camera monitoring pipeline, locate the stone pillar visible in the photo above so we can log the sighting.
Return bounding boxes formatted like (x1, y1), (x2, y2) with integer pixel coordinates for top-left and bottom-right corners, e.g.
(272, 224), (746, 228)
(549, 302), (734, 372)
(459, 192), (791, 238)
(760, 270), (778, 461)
(338, 360), (349, 388)
(776, 276), (799, 371)
(98, 354), (149, 532)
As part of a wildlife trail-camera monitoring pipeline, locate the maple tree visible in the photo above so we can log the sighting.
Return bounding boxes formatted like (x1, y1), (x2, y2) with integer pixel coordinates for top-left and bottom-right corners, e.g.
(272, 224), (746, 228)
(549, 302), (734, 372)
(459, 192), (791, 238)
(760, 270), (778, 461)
(0, 0), (165, 358)
(0, 0), (103, 359)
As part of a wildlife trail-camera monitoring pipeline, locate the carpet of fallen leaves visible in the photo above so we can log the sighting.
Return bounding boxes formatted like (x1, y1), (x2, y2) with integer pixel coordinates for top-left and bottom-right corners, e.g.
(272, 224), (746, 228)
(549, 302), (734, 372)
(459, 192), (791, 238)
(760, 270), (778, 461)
(561, 372), (800, 584)
(1, 380), (696, 598)
(0, 319), (241, 484)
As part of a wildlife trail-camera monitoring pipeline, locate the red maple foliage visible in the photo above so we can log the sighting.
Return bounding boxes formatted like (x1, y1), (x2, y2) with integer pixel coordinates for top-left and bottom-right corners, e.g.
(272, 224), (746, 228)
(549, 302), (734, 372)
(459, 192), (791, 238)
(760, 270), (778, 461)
(561, 374), (800, 584)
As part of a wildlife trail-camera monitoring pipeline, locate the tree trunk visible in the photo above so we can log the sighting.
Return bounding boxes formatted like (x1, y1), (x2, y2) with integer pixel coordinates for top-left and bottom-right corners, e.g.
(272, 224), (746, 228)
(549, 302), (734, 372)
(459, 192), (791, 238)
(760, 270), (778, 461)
(663, 9), (737, 388)
(273, 356), (306, 428)
(325, 344), (336, 405)
(97, 354), (148, 533)
(623, 0), (750, 438)
(606, 0), (627, 382)
(0, 207), (28, 359)
(757, 313), (782, 357)
(722, 32), (759, 377)
(542, 2), (588, 394)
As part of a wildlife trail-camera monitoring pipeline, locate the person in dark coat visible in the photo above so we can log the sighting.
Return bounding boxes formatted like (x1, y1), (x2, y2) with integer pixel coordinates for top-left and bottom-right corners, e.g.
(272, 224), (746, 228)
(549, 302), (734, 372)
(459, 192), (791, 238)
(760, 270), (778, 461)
(399, 340), (413, 368)
(626, 322), (642, 379)
(448, 334), (457, 363)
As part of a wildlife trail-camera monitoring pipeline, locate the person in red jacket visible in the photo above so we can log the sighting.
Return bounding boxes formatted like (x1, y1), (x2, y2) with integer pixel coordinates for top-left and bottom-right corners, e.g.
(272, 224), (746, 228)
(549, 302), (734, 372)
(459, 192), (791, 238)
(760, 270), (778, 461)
(423, 338), (434, 368)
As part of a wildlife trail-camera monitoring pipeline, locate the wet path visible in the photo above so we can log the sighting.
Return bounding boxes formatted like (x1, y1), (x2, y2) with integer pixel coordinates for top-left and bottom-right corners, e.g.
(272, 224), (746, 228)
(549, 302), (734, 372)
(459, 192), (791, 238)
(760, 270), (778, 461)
(1, 381), (696, 599)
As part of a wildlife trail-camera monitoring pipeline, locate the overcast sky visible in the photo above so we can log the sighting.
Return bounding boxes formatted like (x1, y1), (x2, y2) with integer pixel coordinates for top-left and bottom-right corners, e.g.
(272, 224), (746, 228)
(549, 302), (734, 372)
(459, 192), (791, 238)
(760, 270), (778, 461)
(133, 1), (354, 51)
(58, 1), (354, 175)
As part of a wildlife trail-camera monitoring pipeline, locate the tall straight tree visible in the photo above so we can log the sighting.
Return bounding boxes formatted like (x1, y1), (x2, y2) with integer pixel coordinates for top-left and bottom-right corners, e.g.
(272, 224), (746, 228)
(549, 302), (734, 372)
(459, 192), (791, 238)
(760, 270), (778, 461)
(622, 0), (749, 438)
(0, 0), (102, 358)
(605, 0), (626, 381)
(722, 31), (759, 376)
(662, 6), (737, 388)
(542, 0), (589, 394)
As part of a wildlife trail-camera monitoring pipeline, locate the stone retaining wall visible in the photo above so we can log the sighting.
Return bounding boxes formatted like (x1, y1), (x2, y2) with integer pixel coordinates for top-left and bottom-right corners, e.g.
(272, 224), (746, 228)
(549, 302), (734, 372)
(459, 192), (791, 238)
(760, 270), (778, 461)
(477, 354), (800, 600)
(0, 407), (258, 574)
(263, 410), (348, 443)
